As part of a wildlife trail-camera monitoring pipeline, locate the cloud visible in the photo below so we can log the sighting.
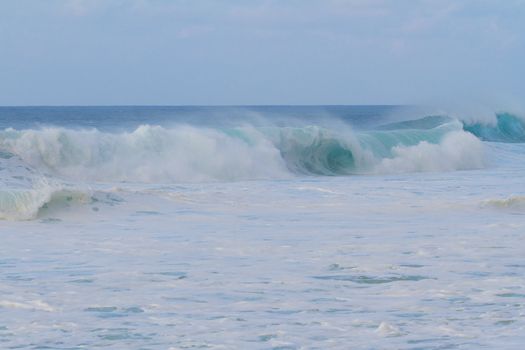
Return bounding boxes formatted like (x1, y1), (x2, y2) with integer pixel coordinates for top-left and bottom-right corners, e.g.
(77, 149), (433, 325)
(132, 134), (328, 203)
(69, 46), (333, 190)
(1, 0), (524, 105)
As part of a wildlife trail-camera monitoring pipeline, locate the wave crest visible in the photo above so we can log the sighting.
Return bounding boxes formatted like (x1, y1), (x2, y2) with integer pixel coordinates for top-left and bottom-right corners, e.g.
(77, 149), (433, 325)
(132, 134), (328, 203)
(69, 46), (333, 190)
(0, 125), (289, 183)
(463, 113), (525, 143)
(0, 122), (487, 183)
(376, 131), (484, 173)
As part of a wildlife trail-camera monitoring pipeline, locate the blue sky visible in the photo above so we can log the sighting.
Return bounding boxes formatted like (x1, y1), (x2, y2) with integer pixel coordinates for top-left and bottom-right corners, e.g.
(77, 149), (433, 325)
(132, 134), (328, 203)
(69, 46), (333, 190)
(0, 0), (524, 106)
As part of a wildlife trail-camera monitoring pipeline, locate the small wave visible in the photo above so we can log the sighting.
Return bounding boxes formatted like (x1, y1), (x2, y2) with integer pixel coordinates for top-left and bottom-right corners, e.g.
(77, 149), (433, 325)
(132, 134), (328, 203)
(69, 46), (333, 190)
(482, 196), (525, 210)
(0, 154), (91, 220)
(0, 300), (55, 312)
(0, 185), (90, 221)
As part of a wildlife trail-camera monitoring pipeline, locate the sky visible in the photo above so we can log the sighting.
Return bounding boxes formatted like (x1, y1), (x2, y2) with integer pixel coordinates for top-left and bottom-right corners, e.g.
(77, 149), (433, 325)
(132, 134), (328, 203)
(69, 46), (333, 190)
(0, 0), (524, 106)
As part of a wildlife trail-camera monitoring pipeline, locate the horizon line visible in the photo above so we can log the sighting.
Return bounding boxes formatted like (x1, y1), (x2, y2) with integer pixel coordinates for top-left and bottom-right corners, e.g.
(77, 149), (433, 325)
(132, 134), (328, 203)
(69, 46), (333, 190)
(0, 104), (410, 108)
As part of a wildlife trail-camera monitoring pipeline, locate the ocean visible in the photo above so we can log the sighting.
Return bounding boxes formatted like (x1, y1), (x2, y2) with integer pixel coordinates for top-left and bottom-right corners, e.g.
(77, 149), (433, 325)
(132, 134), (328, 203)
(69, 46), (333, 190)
(0, 106), (524, 349)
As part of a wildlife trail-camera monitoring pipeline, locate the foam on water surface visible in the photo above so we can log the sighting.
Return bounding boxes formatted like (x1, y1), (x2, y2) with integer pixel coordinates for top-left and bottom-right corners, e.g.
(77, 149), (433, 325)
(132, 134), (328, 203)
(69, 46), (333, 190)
(1, 173), (525, 349)
(1, 106), (524, 349)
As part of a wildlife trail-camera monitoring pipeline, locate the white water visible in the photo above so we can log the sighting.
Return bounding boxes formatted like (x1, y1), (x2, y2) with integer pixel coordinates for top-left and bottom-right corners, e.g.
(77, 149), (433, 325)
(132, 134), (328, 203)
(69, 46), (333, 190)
(376, 131), (485, 173)
(1, 140), (524, 348)
(0, 109), (524, 349)
(0, 122), (483, 186)
(0, 125), (290, 183)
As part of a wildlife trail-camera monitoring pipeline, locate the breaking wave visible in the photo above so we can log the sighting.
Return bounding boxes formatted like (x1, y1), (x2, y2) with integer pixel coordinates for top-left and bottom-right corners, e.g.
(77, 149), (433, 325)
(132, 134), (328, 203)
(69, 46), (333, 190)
(4, 111), (521, 220)
(463, 113), (525, 143)
(381, 112), (525, 143)
(273, 120), (483, 175)
(0, 125), (290, 183)
(0, 120), (486, 184)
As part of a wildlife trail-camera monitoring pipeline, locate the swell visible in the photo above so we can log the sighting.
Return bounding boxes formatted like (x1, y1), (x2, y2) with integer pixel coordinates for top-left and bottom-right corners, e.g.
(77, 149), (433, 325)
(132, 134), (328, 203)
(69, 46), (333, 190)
(0, 121), (485, 182)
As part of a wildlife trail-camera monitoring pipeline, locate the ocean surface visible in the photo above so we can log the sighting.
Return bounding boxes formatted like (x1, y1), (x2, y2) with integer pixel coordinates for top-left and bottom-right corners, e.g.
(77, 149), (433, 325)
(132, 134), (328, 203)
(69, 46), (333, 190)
(1, 105), (524, 349)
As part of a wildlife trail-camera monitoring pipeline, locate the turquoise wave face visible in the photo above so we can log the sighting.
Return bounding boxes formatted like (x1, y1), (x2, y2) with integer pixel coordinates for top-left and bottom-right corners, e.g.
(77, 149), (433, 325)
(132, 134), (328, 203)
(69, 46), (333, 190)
(273, 128), (357, 175)
(378, 112), (525, 143)
(463, 113), (525, 143)
(263, 121), (465, 175)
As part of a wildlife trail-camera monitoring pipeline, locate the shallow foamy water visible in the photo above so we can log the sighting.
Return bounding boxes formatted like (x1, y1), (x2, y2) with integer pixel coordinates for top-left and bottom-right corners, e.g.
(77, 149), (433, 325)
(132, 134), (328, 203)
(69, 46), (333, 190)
(1, 107), (525, 349)
(1, 147), (525, 349)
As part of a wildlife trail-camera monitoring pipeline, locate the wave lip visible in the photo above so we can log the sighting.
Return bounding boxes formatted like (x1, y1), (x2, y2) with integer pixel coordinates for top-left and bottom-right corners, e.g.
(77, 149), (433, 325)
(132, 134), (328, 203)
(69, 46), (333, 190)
(379, 112), (525, 144)
(463, 113), (525, 143)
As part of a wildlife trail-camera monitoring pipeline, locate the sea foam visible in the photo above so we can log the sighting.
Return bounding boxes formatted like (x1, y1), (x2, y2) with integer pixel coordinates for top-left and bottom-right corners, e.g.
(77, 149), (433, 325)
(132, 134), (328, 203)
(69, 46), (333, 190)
(0, 120), (487, 185)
